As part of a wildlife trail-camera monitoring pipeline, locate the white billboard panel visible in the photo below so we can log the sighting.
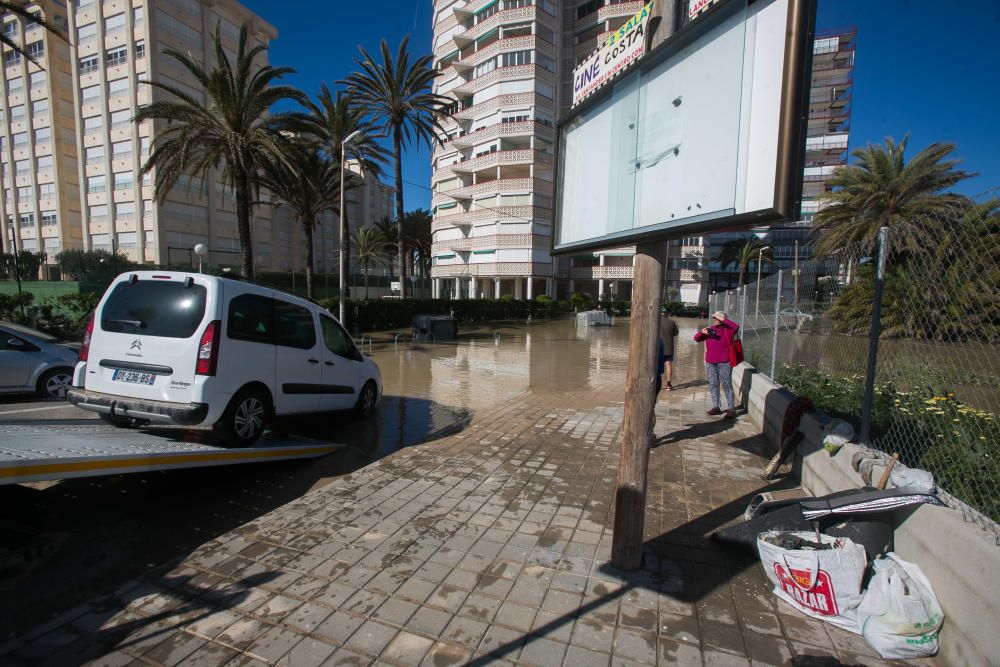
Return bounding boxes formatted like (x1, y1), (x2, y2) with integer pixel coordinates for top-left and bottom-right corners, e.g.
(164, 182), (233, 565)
(554, 0), (813, 254)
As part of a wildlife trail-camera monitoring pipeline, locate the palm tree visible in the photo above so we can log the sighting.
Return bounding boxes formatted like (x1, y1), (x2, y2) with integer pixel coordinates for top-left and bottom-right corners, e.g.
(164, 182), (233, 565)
(341, 36), (449, 298)
(719, 237), (772, 287)
(372, 215), (398, 279)
(353, 227), (384, 299)
(257, 145), (340, 299)
(811, 136), (973, 259)
(136, 25), (306, 278)
(289, 85), (386, 286)
(403, 209), (432, 293)
(1, 3), (67, 66)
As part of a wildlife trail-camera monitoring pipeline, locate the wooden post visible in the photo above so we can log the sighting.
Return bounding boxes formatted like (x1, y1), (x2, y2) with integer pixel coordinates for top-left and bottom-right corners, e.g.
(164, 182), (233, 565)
(611, 241), (665, 570)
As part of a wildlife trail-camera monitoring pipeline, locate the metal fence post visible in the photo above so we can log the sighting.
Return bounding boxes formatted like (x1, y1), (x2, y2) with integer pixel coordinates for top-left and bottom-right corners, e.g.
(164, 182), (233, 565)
(770, 270), (783, 380)
(859, 227), (889, 445)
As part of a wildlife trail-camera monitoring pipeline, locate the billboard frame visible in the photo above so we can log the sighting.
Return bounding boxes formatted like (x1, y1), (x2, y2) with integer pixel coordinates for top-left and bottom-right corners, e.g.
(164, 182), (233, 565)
(551, 0), (817, 256)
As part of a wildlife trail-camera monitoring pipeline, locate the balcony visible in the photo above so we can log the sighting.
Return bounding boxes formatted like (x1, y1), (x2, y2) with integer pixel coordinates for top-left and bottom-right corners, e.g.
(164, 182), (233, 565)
(569, 264), (635, 280)
(575, 0), (644, 32)
(441, 120), (555, 154)
(438, 232), (547, 254)
(438, 5), (556, 57)
(431, 261), (549, 278)
(435, 149), (552, 182)
(432, 176), (552, 207)
(433, 205), (551, 229)
(446, 92), (538, 123)
(450, 35), (553, 75)
(453, 63), (554, 97)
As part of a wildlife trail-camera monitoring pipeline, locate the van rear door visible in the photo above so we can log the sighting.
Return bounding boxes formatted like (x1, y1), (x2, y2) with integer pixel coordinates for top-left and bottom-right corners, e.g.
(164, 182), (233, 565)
(84, 275), (211, 405)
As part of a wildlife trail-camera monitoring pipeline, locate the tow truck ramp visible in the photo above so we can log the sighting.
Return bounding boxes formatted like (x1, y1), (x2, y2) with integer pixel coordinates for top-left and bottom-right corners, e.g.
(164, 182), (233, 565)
(0, 423), (342, 486)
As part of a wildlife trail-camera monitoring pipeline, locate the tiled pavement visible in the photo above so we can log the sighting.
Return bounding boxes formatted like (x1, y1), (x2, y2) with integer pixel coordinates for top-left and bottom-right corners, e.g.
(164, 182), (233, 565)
(2, 380), (927, 666)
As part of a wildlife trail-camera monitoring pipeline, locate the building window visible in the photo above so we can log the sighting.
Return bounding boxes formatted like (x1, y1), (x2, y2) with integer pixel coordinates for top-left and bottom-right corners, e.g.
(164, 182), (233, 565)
(81, 84), (101, 102)
(1, 21), (17, 37)
(110, 109), (131, 129)
(133, 6), (144, 27)
(7, 76), (22, 92)
(77, 22), (96, 44)
(9, 104), (25, 120)
(32, 98), (48, 118)
(41, 211), (57, 226)
(79, 55), (99, 74)
(5, 50), (21, 67)
(500, 50), (532, 67)
(106, 46), (127, 67)
(108, 78), (128, 99)
(139, 136), (150, 156)
(112, 140), (132, 159)
(20, 213), (35, 228)
(12, 132), (28, 147)
(115, 201), (135, 220)
(143, 199), (152, 213)
(85, 145), (105, 164)
(83, 115), (103, 133)
(29, 70), (46, 89)
(135, 40), (145, 60)
(87, 174), (106, 193)
(39, 183), (55, 198)
(104, 13), (125, 35)
(577, 0), (600, 21)
(34, 127), (51, 144)
(25, 41), (43, 59)
(501, 111), (529, 124)
(113, 171), (133, 191)
(89, 206), (108, 223)
(15, 159), (30, 175)
(17, 185), (33, 199)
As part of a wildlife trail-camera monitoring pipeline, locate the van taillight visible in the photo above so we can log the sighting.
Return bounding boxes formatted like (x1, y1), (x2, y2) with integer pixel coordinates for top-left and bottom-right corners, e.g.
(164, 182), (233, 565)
(196, 320), (221, 376)
(80, 313), (95, 362)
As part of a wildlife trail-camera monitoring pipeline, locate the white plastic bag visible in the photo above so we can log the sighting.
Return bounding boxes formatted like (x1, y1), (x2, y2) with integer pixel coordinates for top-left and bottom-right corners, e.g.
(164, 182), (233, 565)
(757, 531), (868, 633)
(858, 553), (944, 659)
(889, 463), (936, 493)
(822, 419), (855, 448)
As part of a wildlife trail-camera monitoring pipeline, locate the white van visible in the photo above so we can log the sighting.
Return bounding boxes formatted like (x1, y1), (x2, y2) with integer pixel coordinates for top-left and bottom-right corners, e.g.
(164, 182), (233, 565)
(67, 271), (381, 447)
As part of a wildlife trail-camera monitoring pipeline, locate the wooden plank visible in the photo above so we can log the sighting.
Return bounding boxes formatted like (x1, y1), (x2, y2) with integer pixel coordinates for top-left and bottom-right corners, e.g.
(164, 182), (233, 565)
(611, 240), (666, 570)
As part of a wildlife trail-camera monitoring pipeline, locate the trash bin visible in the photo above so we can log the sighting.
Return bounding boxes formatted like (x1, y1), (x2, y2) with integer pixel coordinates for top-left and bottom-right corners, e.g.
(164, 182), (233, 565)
(412, 314), (457, 341)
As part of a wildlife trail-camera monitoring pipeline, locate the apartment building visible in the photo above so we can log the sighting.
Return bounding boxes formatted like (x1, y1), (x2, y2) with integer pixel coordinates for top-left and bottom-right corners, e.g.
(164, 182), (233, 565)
(0, 0), (342, 276)
(430, 1), (855, 304)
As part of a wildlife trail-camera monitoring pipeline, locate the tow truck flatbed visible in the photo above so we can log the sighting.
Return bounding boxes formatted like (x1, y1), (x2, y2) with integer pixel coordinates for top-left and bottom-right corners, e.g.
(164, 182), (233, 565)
(0, 422), (343, 485)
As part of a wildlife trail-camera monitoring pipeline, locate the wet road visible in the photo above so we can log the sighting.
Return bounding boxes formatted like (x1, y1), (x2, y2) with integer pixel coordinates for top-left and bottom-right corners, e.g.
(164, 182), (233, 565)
(0, 316), (708, 635)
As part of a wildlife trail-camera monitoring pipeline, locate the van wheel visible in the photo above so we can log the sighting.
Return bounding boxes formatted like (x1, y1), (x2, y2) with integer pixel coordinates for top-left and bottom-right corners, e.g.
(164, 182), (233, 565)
(215, 388), (269, 447)
(354, 381), (378, 419)
(38, 368), (73, 399)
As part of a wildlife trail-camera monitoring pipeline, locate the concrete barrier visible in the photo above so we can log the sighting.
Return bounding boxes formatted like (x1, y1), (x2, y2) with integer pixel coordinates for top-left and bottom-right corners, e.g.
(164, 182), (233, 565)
(733, 362), (1000, 667)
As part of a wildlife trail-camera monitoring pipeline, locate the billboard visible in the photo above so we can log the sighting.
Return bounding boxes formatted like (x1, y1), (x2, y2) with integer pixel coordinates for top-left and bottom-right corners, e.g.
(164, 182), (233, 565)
(572, 2), (654, 108)
(553, 0), (814, 255)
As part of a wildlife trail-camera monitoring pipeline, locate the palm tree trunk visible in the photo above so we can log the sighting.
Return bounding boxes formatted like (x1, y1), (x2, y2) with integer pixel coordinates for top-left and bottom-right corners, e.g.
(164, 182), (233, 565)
(739, 265), (746, 288)
(304, 220), (314, 299)
(364, 266), (369, 299)
(235, 167), (254, 279)
(393, 125), (407, 298)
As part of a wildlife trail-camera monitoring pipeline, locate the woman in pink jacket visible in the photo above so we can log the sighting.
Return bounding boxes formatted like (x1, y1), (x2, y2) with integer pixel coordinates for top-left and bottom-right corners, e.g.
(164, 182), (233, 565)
(694, 311), (739, 418)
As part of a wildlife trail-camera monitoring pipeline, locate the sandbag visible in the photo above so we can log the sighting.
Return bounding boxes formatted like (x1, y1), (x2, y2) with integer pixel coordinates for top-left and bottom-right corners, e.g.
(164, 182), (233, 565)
(858, 553), (944, 659)
(757, 531), (868, 633)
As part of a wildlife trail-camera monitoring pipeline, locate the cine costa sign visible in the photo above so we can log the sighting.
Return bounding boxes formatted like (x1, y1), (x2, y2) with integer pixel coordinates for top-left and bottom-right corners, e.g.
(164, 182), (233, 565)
(571, 2), (653, 108)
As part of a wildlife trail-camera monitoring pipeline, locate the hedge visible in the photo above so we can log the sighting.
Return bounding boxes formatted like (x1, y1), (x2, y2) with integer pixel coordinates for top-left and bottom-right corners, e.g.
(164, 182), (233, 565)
(319, 297), (567, 332)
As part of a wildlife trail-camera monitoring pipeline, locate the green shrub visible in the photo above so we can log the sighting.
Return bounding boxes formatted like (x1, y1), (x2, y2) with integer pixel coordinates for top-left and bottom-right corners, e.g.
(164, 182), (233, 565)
(569, 292), (594, 309)
(0, 291), (34, 319)
(776, 363), (1000, 522)
(536, 294), (554, 304)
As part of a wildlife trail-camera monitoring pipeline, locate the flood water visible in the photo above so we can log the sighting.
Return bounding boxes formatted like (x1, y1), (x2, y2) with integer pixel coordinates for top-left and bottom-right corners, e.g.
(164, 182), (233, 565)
(302, 316), (711, 461)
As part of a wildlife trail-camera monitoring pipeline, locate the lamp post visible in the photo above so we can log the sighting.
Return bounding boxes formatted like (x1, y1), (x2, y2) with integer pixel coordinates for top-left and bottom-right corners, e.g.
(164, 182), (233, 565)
(193, 243), (207, 274)
(339, 130), (363, 325)
(755, 247), (764, 325)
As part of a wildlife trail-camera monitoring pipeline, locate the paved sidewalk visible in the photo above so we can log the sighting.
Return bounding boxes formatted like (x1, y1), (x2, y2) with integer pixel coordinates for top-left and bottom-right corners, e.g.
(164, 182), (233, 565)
(3, 381), (924, 666)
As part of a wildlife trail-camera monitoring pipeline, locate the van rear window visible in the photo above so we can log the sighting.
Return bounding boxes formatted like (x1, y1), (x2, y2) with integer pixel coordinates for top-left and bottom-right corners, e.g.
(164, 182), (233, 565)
(101, 280), (207, 338)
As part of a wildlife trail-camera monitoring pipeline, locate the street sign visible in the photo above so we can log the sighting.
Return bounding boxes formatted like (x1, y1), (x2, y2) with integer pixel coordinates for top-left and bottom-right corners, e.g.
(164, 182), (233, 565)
(391, 281), (401, 291)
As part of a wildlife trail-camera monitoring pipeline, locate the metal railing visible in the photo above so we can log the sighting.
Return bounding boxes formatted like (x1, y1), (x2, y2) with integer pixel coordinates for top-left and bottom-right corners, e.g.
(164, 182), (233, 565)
(719, 204), (1000, 537)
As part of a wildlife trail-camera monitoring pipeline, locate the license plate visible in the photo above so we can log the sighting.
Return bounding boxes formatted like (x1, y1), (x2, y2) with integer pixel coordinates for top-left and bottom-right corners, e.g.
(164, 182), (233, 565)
(112, 369), (156, 385)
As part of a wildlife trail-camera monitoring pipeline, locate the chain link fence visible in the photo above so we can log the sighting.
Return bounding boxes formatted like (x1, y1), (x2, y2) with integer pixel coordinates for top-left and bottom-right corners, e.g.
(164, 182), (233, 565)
(715, 204), (1000, 538)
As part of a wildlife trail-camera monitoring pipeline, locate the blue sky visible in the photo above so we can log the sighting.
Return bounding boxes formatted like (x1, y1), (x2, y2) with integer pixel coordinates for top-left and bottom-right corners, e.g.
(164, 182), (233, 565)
(243, 0), (1000, 209)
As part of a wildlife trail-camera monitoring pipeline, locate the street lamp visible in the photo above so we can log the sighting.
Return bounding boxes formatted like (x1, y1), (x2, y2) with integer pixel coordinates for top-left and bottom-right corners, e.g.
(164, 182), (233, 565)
(193, 243), (208, 274)
(339, 130), (363, 324)
(755, 247), (764, 324)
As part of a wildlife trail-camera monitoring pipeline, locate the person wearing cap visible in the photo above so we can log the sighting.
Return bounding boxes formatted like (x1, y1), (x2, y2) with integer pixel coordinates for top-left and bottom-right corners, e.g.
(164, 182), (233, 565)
(694, 310), (739, 418)
(657, 314), (679, 393)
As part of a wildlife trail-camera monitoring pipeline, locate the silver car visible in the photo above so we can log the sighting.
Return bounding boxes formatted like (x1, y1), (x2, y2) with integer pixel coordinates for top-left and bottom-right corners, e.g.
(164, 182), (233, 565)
(0, 321), (79, 399)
